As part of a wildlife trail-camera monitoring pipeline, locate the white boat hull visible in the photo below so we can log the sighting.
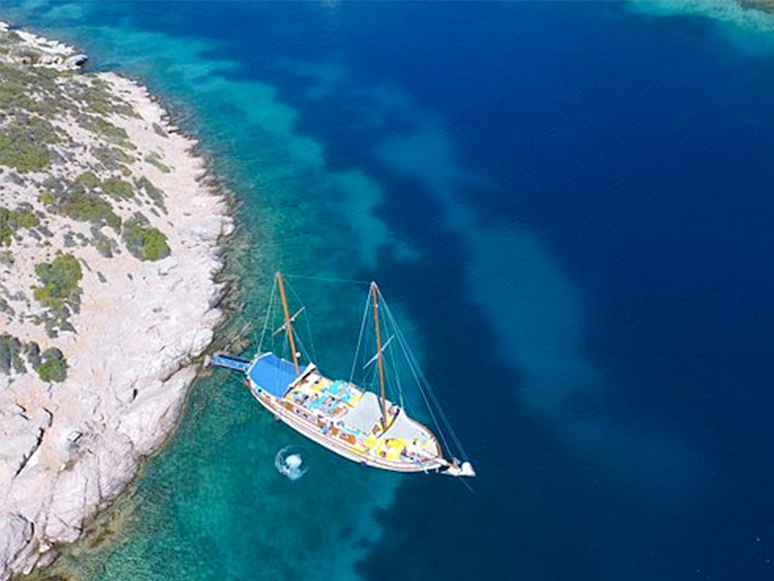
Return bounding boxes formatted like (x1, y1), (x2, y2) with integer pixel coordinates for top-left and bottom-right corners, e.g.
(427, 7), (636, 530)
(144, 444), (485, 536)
(249, 381), (448, 474)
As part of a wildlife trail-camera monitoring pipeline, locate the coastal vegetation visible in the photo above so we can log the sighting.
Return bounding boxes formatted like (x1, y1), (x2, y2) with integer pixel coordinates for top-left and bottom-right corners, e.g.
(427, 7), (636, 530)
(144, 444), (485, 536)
(0, 205), (40, 245)
(76, 76), (139, 119)
(79, 114), (134, 150)
(145, 151), (171, 173)
(135, 176), (166, 211)
(101, 177), (134, 199)
(41, 172), (137, 232)
(0, 117), (59, 173)
(33, 253), (83, 313)
(41, 182), (123, 232)
(0, 333), (68, 382)
(0, 333), (26, 374)
(92, 145), (135, 172)
(152, 122), (168, 137)
(90, 225), (118, 258)
(36, 346), (67, 382)
(0, 22), (229, 581)
(123, 214), (170, 261)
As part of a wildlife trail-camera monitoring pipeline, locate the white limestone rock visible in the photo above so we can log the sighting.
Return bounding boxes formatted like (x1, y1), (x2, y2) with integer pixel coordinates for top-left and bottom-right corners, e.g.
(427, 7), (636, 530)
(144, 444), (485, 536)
(0, 513), (33, 580)
(62, 54), (87, 68)
(0, 405), (48, 483)
(0, 20), (232, 581)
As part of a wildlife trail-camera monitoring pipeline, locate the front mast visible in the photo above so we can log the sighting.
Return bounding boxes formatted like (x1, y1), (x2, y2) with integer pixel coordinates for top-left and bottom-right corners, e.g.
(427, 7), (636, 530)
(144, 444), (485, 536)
(371, 283), (388, 431)
(277, 271), (300, 376)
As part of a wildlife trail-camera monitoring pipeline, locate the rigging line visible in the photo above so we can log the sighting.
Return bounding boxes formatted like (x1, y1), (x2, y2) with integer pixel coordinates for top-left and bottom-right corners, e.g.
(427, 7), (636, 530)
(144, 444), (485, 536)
(257, 277), (278, 355)
(458, 476), (479, 497)
(348, 290), (372, 388)
(304, 313), (317, 364)
(380, 293), (468, 456)
(375, 290), (453, 455)
(363, 335), (395, 370)
(392, 325), (454, 458)
(386, 328), (405, 411)
(246, 304), (263, 356)
(381, 310), (403, 410)
(401, 328), (469, 461)
(381, 296), (469, 460)
(286, 280), (318, 363)
(293, 332), (311, 364)
(283, 273), (371, 286)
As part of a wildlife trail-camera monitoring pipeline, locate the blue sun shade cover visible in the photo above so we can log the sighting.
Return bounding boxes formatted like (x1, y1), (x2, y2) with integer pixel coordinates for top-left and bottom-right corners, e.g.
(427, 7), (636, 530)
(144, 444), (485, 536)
(249, 354), (305, 398)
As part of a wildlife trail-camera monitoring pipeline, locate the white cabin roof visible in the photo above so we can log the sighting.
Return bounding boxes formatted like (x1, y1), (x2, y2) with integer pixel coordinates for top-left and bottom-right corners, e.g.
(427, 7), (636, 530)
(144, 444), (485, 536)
(382, 408), (426, 442)
(344, 391), (382, 433)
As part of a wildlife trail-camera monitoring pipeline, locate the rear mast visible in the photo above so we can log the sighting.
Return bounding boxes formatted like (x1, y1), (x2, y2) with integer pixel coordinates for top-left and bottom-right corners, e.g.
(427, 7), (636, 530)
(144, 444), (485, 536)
(371, 282), (388, 431)
(277, 271), (300, 375)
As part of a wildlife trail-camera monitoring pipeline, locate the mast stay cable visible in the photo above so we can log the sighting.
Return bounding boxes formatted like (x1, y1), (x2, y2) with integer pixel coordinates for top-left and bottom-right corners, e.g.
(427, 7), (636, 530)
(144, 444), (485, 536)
(257, 276), (278, 355)
(380, 291), (470, 462)
(284, 273), (371, 286)
(348, 290), (372, 388)
(269, 273), (471, 466)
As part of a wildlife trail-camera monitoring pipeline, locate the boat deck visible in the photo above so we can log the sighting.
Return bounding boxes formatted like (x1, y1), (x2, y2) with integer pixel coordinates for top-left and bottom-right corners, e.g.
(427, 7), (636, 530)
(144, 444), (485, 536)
(280, 369), (440, 464)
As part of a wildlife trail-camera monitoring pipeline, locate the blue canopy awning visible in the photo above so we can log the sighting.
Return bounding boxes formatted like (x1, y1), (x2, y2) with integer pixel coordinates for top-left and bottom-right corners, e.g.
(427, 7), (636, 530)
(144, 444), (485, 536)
(248, 353), (305, 398)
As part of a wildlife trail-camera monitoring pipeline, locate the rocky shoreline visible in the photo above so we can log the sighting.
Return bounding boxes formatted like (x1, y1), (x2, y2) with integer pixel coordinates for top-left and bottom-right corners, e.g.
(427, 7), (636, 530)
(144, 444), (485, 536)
(0, 22), (234, 580)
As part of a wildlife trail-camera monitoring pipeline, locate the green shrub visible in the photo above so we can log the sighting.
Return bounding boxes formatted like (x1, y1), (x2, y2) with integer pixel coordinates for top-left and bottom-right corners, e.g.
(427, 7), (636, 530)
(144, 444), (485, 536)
(0, 206), (40, 245)
(0, 333), (24, 375)
(89, 100), (113, 116)
(76, 171), (101, 189)
(91, 145), (134, 171)
(14, 210), (39, 229)
(123, 215), (170, 261)
(33, 254), (83, 312)
(101, 177), (134, 199)
(39, 191), (55, 206)
(0, 208), (13, 246)
(41, 174), (124, 231)
(135, 176), (166, 210)
(37, 347), (67, 382)
(90, 226), (117, 258)
(0, 77), (32, 109)
(80, 115), (129, 143)
(0, 117), (60, 173)
(145, 151), (171, 173)
(0, 132), (50, 172)
(0, 31), (22, 45)
(25, 341), (41, 369)
(57, 191), (122, 231)
(152, 122), (168, 138)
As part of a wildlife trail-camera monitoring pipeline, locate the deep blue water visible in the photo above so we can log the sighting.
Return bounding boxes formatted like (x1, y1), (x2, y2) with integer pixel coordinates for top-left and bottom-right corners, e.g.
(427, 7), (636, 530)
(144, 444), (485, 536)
(5, 2), (774, 580)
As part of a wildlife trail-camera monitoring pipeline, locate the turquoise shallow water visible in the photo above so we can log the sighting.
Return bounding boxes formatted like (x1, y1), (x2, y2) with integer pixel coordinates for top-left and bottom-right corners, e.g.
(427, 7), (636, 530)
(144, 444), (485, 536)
(3, 3), (410, 580)
(5, 2), (774, 580)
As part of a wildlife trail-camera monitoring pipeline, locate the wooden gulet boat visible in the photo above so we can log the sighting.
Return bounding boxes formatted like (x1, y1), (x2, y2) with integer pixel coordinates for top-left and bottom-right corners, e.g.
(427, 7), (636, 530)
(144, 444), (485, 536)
(211, 272), (475, 478)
